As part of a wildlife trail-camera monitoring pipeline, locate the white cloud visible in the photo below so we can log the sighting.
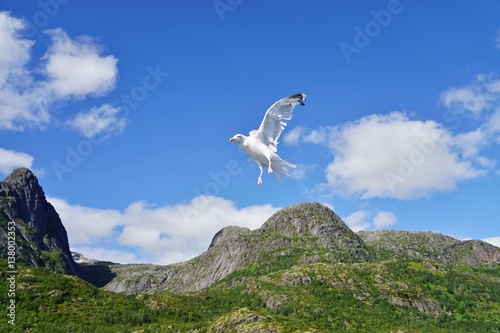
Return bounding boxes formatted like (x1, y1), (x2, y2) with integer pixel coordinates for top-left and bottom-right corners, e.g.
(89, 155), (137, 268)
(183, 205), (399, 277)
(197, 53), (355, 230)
(0, 12), (119, 133)
(453, 129), (487, 159)
(0, 12), (32, 85)
(0, 12), (49, 131)
(283, 126), (303, 145)
(43, 28), (118, 99)
(343, 209), (396, 231)
(372, 211), (397, 229)
(48, 197), (123, 244)
(303, 127), (330, 144)
(486, 109), (500, 143)
(48, 196), (279, 264)
(309, 113), (482, 199)
(68, 104), (128, 141)
(482, 236), (500, 248)
(439, 74), (500, 117)
(293, 75), (500, 200)
(440, 87), (488, 117)
(0, 147), (34, 175)
(71, 245), (141, 264)
(343, 210), (371, 232)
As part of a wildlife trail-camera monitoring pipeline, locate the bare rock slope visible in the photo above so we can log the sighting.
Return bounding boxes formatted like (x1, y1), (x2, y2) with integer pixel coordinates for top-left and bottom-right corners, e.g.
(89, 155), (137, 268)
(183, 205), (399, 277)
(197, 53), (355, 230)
(0, 168), (79, 275)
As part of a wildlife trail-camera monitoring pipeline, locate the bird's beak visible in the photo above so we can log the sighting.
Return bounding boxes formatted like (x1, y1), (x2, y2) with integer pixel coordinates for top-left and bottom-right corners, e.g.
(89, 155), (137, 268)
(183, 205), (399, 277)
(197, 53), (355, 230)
(229, 137), (235, 142)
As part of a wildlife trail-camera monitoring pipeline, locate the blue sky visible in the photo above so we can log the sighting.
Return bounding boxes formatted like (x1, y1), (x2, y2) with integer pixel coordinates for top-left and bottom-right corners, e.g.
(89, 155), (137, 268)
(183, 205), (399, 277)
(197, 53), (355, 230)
(1, 1), (500, 264)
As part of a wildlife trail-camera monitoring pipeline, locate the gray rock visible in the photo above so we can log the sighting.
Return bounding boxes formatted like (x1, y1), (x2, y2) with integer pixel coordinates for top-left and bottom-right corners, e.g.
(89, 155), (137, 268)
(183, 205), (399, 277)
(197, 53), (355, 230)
(0, 168), (79, 275)
(357, 230), (500, 266)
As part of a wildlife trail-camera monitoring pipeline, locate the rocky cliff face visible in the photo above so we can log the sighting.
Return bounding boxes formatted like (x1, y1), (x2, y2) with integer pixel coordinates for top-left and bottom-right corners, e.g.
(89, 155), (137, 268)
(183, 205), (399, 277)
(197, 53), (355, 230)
(0, 168), (79, 275)
(357, 230), (500, 266)
(103, 202), (372, 294)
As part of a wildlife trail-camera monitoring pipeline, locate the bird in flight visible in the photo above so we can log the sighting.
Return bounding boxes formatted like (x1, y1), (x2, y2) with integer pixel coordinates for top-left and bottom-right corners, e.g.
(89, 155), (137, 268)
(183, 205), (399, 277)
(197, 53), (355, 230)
(230, 93), (306, 186)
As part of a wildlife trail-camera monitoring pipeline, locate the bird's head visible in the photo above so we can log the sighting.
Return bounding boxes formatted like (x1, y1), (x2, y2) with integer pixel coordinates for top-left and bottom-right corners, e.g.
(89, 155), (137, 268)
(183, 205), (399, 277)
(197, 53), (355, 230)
(229, 134), (244, 143)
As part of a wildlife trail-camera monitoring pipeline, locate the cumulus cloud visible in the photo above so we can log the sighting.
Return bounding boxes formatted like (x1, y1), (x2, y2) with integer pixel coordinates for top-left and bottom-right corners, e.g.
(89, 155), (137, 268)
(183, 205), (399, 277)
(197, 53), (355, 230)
(283, 126), (303, 145)
(303, 127), (330, 144)
(0, 12), (48, 130)
(306, 113), (483, 199)
(71, 245), (142, 264)
(0, 147), (34, 175)
(439, 74), (500, 117)
(439, 73), (500, 158)
(343, 209), (396, 231)
(43, 28), (118, 99)
(486, 109), (500, 143)
(48, 196), (279, 264)
(68, 104), (128, 141)
(0, 13), (32, 84)
(286, 75), (500, 200)
(453, 129), (487, 159)
(343, 210), (371, 232)
(47, 197), (123, 244)
(372, 211), (397, 229)
(0, 12), (119, 133)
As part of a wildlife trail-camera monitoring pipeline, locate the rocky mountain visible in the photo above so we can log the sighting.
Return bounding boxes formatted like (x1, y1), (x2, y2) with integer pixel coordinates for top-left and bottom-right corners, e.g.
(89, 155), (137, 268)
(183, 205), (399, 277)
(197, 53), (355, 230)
(0, 168), (79, 275)
(98, 202), (372, 294)
(358, 230), (500, 266)
(96, 202), (500, 295)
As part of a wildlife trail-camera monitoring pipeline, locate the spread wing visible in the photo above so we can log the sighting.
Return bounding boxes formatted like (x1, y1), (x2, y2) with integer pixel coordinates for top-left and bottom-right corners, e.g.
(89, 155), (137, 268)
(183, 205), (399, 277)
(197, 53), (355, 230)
(250, 93), (306, 152)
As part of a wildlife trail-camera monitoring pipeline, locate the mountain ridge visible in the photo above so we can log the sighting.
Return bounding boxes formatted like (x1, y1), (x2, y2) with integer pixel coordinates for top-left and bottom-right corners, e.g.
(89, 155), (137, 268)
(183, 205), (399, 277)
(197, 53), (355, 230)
(97, 202), (500, 295)
(358, 229), (500, 266)
(99, 202), (376, 294)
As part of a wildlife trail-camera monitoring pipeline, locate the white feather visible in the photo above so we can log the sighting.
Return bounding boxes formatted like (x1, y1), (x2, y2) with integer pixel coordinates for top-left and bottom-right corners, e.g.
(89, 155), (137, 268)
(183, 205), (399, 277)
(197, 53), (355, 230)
(252, 93), (306, 152)
(230, 93), (306, 185)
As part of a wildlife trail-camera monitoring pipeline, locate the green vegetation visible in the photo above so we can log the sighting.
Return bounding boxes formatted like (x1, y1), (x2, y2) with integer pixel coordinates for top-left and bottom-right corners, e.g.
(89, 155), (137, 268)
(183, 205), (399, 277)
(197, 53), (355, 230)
(1, 258), (499, 332)
(40, 250), (66, 274)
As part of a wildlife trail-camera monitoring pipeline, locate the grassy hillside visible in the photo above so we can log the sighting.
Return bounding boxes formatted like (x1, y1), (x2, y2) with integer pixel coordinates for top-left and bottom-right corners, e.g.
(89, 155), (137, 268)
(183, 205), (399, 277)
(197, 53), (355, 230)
(1, 258), (499, 332)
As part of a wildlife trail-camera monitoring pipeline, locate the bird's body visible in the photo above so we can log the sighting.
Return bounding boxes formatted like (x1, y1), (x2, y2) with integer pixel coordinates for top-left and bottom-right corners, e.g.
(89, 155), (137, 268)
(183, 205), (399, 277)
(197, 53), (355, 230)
(230, 93), (306, 185)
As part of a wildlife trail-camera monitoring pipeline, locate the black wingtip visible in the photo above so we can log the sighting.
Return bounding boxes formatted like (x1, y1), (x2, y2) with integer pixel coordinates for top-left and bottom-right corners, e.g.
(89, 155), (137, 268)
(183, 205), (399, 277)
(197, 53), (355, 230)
(289, 93), (306, 105)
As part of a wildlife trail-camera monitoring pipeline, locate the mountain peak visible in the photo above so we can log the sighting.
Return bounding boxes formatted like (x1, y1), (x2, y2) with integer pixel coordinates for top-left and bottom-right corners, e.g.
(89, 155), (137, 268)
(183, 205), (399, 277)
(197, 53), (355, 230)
(103, 202), (373, 294)
(0, 168), (79, 275)
(261, 202), (351, 238)
(209, 225), (251, 249)
(260, 202), (370, 260)
(4, 167), (37, 185)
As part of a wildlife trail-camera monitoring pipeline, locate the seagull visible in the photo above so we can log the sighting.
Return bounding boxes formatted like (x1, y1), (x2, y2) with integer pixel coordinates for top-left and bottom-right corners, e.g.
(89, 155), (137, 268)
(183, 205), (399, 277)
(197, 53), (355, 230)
(229, 93), (306, 186)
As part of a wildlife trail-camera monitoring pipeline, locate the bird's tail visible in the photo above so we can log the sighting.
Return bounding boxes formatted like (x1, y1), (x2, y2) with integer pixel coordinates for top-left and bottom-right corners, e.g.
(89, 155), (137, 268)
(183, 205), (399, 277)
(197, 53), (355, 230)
(272, 157), (296, 182)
